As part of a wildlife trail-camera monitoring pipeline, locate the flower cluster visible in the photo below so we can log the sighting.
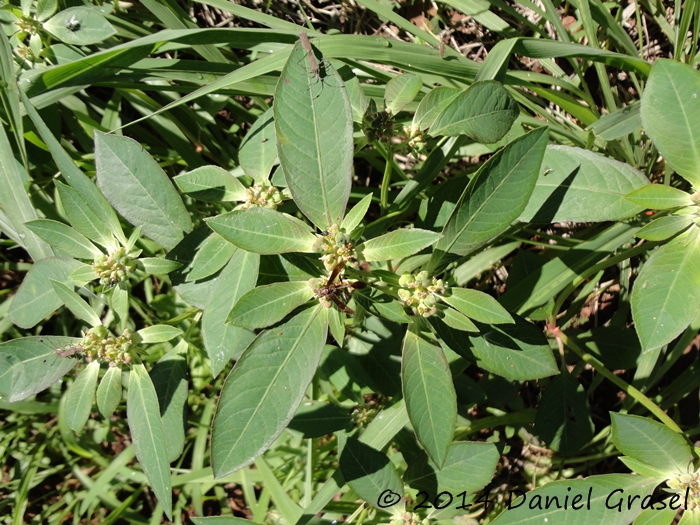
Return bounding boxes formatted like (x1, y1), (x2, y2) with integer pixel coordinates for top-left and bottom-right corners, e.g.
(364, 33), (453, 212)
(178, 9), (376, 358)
(402, 125), (425, 151)
(241, 183), (283, 210)
(397, 271), (445, 317)
(668, 471), (700, 510)
(312, 224), (358, 273)
(81, 325), (137, 366)
(390, 512), (428, 525)
(92, 247), (136, 286)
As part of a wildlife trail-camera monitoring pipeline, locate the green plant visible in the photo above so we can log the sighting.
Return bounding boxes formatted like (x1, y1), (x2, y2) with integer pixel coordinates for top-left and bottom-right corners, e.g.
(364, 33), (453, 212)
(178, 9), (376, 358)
(4, 0), (700, 524)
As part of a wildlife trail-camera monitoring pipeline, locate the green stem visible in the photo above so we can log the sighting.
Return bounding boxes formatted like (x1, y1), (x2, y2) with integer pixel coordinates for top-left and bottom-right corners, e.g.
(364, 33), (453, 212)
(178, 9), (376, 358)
(557, 330), (683, 434)
(379, 147), (393, 213)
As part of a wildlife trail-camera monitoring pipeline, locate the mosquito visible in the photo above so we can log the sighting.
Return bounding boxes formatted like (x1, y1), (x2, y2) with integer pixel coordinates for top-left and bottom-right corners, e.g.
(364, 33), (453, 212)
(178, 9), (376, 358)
(55, 345), (85, 360)
(299, 32), (319, 79)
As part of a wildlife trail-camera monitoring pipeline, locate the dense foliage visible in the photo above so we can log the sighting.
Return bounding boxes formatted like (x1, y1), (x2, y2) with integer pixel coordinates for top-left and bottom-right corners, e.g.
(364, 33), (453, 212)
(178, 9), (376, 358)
(2, 0), (700, 524)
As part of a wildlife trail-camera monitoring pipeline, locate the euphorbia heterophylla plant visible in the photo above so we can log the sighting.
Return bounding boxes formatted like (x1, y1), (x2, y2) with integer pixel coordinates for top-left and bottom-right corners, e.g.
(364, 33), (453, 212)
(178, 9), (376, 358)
(200, 35), (556, 480)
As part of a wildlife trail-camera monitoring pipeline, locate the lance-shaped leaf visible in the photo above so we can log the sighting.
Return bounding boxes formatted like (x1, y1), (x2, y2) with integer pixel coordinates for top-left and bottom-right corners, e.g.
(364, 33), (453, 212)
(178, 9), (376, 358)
(431, 128), (548, 269)
(127, 363), (172, 520)
(95, 131), (192, 251)
(9, 257), (84, 329)
(211, 306), (327, 477)
(0, 336), (81, 402)
(404, 441), (499, 495)
(239, 107), (278, 183)
(412, 87), (461, 132)
(186, 233), (236, 282)
(50, 280), (102, 327)
(96, 365), (122, 419)
(137, 325), (183, 344)
(65, 360), (100, 432)
(636, 215), (694, 241)
(359, 229), (441, 261)
(150, 343), (188, 463)
(440, 287), (513, 324)
(611, 413), (692, 475)
(625, 184), (695, 210)
(339, 435), (405, 512)
(174, 166), (246, 202)
(25, 219), (102, 259)
(631, 228), (700, 352)
(202, 249), (259, 377)
(402, 328), (457, 469)
(207, 208), (317, 254)
(641, 59), (700, 188)
(385, 73), (422, 115)
(534, 370), (594, 456)
(227, 281), (315, 330)
(429, 81), (518, 143)
(55, 181), (115, 249)
(519, 145), (649, 223)
(490, 475), (661, 525)
(341, 193), (373, 233)
(138, 258), (182, 276)
(274, 38), (353, 229)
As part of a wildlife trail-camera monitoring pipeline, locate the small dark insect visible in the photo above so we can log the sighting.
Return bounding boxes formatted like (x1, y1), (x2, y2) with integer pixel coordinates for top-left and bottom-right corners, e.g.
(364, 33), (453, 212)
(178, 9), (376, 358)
(55, 345), (85, 360)
(316, 262), (356, 315)
(65, 15), (80, 31)
(319, 230), (329, 236)
(261, 138), (269, 143)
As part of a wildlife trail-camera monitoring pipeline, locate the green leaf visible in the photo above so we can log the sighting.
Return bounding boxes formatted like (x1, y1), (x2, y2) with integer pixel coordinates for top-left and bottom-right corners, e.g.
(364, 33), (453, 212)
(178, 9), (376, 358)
(186, 233), (236, 282)
(138, 257), (182, 275)
(385, 73), (422, 115)
(55, 181), (115, 249)
(631, 228), (700, 352)
(359, 228), (441, 261)
(404, 441), (499, 494)
(519, 145), (649, 222)
(150, 343), (188, 463)
(227, 281), (315, 330)
(625, 185), (695, 210)
(429, 81), (518, 143)
(127, 364), (172, 520)
(490, 475), (661, 525)
(43, 7), (116, 45)
(36, 0), (57, 21)
(96, 366), (122, 419)
(618, 456), (671, 479)
(431, 128), (548, 267)
(433, 315), (558, 381)
(94, 131), (192, 251)
(137, 325), (183, 344)
(534, 370), (594, 455)
(110, 282), (129, 324)
(339, 435), (404, 512)
(64, 360), (100, 433)
(341, 193), (373, 233)
(211, 306), (327, 477)
(49, 280), (102, 327)
(207, 208), (317, 254)
(0, 336), (81, 402)
(633, 506), (677, 525)
(21, 92), (124, 246)
(191, 519), (264, 525)
(412, 87), (461, 132)
(438, 306), (478, 332)
(202, 249), (259, 377)
(288, 400), (351, 438)
(587, 102), (642, 140)
(641, 59), (700, 188)
(327, 307), (345, 346)
(173, 166), (246, 202)
(402, 328), (457, 469)
(9, 257), (84, 329)
(274, 39), (353, 228)
(239, 107), (278, 183)
(25, 219), (102, 259)
(636, 215), (694, 241)
(354, 288), (411, 324)
(611, 413), (692, 475)
(440, 287), (513, 324)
